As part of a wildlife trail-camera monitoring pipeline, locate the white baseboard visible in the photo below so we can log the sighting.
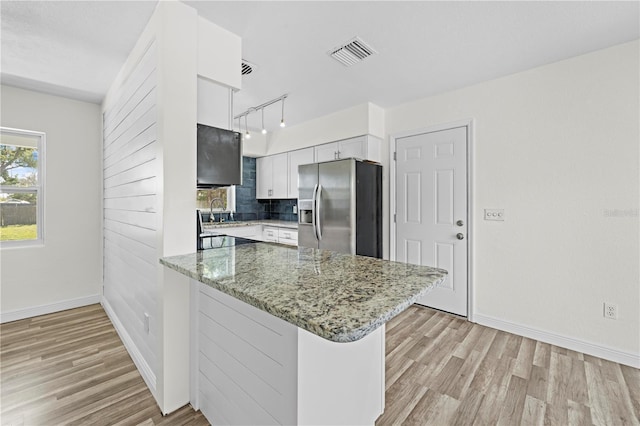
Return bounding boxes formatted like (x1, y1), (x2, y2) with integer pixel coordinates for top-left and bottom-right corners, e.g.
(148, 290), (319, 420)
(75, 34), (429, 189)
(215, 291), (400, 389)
(473, 313), (640, 369)
(0, 294), (101, 323)
(101, 297), (157, 396)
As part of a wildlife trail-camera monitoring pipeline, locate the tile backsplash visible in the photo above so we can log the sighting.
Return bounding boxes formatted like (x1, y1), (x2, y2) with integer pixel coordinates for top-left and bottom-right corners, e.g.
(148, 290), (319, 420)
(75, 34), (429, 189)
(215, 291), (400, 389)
(210, 157), (297, 222)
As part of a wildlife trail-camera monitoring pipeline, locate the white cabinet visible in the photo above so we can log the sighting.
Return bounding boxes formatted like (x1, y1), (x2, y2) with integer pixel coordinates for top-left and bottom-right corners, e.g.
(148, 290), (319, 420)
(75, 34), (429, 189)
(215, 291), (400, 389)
(221, 225), (262, 240)
(314, 142), (339, 163)
(313, 135), (381, 163)
(256, 153), (288, 199)
(262, 226), (279, 242)
(258, 135), (381, 200)
(287, 147), (314, 199)
(263, 226), (298, 246)
(278, 228), (298, 246)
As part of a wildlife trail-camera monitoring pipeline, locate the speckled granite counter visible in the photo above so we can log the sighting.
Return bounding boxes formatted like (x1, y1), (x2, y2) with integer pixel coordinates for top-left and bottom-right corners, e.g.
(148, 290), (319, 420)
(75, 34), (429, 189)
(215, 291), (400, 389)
(160, 243), (447, 343)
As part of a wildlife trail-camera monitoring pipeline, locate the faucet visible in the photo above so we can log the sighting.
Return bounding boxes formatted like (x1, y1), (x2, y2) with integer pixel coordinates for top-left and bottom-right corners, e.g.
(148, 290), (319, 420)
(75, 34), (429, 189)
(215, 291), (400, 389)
(210, 198), (225, 222)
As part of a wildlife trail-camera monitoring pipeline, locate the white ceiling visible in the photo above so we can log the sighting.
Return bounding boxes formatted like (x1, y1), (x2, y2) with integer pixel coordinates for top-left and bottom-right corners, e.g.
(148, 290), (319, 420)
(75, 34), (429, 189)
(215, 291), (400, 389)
(2, 1), (638, 132)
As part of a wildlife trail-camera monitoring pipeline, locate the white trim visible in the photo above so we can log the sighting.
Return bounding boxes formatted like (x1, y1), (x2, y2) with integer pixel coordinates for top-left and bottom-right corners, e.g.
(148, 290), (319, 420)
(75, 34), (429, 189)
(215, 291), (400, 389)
(101, 297), (158, 396)
(0, 126), (46, 248)
(389, 118), (475, 320)
(474, 313), (640, 369)
(0, 294), (101, 323)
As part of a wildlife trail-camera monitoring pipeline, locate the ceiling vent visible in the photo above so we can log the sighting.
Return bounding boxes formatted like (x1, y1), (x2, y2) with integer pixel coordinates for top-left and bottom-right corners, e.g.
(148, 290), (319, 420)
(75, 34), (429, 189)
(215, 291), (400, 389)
(241, 59), (257, 76)
(328, 37), (377, 67)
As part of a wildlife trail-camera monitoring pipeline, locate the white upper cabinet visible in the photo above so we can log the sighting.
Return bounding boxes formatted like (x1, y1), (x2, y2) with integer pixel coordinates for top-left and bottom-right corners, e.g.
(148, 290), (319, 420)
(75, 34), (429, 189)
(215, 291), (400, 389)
(314, 142), (339, 163)
(314, 135), (381, 163)
(288, 148), (314, 199)
(256, 153), (287, 199)
(257, 135), (381, 200)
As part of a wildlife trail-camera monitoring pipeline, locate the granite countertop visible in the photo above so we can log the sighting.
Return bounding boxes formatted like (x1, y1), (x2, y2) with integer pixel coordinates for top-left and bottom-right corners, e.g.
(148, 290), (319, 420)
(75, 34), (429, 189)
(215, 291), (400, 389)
(160, 243), (447, 343)
(202, 220), (298, 230)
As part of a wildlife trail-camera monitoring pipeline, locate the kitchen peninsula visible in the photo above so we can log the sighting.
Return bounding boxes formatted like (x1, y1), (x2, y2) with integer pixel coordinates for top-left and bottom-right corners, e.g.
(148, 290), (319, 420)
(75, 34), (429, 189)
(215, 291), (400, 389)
(161, 242), (447, 425)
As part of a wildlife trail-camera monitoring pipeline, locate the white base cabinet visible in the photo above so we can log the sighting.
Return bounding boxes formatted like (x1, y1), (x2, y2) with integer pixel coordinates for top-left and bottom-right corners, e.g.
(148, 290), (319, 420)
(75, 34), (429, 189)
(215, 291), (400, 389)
(190, 280), (385, 426)
(263, 226), (298, 245)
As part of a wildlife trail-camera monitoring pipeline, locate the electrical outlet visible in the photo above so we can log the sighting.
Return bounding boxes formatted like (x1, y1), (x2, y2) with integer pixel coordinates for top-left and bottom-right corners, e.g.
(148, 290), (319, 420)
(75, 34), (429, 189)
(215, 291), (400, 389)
(144, 313), (150, 333)
(603, 303), (618, 320)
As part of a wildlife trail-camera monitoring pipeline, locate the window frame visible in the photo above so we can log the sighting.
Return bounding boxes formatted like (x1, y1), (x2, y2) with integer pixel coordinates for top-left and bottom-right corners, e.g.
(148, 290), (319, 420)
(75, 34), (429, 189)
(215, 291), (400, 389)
(0, 127), (45, 248)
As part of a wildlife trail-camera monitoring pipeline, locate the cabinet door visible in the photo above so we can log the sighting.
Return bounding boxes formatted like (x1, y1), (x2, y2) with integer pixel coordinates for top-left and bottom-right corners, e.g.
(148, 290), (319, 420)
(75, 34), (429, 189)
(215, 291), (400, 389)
(288, 148), (314, 199)
(256, 156), (272, 199)
(271, 153), (289, 198)
(337, 136), (367, 160)
(314, 142), (339, 163)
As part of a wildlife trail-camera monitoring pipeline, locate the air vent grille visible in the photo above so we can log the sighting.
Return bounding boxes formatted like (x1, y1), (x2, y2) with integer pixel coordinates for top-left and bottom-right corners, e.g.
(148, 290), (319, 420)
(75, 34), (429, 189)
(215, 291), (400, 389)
(241, 60), (257, 76)
(328, 37), (377, 67)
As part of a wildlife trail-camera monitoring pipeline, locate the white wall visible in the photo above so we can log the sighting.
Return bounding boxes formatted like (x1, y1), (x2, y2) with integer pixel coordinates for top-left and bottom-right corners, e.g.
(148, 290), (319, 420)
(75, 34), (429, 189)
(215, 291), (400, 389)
(386, 40), (639, 364)
(101, 0), (243, 413)
(266, 102), (376, 154)
(0, 86), (102, 320)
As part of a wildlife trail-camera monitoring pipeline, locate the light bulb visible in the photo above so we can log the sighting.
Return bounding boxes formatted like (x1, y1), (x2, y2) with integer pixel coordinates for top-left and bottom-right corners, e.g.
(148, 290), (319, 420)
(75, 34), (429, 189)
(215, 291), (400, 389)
(245, 130), (251, 139)
(280, 119), (286, 128)
(262, 128), (267, 135)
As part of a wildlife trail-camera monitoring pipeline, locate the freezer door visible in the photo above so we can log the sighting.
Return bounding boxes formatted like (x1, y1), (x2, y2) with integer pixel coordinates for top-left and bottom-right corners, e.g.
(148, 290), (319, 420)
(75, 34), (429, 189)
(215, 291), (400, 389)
(298, 163), (319, 249)
(318, 160), (356, 254)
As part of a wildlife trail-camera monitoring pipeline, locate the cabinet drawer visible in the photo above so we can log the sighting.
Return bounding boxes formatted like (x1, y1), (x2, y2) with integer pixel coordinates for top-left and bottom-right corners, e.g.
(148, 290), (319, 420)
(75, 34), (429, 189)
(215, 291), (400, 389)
(278, 229), (298, 246)
(263, 227), (279, 242)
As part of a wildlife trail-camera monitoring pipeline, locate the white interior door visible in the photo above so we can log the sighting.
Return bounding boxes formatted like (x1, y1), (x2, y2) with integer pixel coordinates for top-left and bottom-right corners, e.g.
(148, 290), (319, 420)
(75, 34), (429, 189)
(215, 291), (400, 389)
(395, 126), (468, 316)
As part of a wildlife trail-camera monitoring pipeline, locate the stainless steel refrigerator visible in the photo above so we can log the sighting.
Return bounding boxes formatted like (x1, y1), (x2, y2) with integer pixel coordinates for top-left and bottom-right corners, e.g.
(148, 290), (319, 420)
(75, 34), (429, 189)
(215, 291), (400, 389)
(298, 158), (382, 258)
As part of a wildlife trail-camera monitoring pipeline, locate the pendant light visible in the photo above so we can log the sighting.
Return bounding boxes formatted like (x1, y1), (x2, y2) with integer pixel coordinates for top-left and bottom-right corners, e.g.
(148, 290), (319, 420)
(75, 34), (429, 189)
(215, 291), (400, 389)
(280, 97), (286, 128)
(244, 115), (251, 139)
(261, 108), (267, 134)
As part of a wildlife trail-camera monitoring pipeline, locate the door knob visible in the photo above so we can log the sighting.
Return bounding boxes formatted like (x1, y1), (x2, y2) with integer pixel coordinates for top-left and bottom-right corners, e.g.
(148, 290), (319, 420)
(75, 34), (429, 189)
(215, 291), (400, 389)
(456, 220), (464, 226)
(456, 233), (465, 240)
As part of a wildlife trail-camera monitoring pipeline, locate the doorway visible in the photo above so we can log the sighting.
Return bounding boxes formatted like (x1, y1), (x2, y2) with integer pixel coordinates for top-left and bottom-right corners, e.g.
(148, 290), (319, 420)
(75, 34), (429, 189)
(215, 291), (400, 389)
(390, 120), (473, 318)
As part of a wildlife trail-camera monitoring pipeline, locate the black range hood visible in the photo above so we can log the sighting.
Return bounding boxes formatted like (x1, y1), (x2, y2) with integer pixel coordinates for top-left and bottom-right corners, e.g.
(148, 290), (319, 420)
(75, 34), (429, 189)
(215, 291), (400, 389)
(197, 123), (242, 188)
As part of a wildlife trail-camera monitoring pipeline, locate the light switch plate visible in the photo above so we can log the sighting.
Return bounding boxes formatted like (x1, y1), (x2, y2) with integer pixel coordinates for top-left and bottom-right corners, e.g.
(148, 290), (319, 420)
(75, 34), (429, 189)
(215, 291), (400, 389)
(484, 209), (505, 221)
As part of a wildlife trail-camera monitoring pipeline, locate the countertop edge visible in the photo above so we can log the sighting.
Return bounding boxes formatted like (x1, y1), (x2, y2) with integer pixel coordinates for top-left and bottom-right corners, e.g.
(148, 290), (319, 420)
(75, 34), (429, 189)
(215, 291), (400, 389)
(160, 256), (446, 343)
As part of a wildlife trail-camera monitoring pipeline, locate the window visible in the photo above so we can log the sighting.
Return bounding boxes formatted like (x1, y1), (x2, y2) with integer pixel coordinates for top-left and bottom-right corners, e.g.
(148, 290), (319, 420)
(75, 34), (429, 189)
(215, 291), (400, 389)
(196, 186), (235, 213)
(0, 127), (45, 246)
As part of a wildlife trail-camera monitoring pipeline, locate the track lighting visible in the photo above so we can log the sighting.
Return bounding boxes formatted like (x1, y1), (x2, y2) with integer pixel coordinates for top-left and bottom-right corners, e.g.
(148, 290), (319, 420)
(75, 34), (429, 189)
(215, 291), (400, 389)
(234, 94), (288, 135)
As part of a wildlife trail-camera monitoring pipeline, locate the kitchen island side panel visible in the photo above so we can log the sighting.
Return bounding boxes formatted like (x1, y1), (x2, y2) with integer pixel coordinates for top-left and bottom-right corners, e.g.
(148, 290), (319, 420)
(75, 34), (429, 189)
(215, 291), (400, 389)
(192, 279), (385, 426)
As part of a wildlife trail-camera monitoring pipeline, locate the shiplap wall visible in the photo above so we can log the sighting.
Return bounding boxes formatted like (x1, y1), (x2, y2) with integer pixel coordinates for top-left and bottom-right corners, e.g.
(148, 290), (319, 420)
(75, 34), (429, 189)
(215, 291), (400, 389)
(103, 40), (158, 379)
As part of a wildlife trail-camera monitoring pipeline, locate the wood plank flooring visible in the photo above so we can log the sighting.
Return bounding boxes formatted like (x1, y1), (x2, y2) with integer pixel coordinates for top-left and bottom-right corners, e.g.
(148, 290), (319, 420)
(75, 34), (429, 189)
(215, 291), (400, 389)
(0, 305), (208, 426)
(376, 305), (640, 426)
(1, 304), (638, 425)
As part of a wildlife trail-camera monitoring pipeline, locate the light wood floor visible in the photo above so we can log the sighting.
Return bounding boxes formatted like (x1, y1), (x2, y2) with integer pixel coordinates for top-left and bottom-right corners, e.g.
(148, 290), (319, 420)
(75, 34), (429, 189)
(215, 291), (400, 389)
(376, 305), (640, 426)
(0, 305), (208, 426)
(1, 304), (638, 425)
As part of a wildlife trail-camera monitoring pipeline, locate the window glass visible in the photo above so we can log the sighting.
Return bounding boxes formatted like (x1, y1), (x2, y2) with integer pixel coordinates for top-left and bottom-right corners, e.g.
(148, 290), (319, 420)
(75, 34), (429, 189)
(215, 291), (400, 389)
(0, 128), (44, 245)
(197, 187), (233, 211)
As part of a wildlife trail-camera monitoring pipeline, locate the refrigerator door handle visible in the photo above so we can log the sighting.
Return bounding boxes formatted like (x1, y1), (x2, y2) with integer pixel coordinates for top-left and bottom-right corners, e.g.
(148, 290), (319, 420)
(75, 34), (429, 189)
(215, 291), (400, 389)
(312, 184), (319, 241)
(316, 184), (323, 241)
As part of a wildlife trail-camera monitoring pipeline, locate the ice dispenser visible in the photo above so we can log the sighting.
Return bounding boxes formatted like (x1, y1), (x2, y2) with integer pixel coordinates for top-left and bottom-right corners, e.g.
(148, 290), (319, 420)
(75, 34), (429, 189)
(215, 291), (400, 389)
(298, 199), (313, 224)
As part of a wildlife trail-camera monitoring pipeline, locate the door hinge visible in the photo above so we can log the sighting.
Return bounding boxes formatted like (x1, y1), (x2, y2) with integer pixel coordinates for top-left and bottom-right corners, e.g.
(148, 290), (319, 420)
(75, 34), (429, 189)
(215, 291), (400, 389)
(393, 152), (397, 161)
(394, 213), (396, 223)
